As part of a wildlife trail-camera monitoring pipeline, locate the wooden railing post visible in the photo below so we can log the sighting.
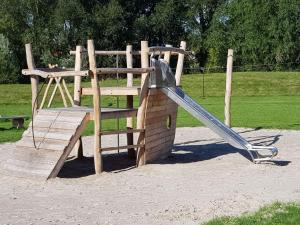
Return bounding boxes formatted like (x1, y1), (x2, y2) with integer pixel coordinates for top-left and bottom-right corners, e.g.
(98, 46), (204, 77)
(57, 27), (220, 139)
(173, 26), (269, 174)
(175, 41), (186, 86)
(126, 44), (135, 158)
(225, 49), (234, 127)
(74, 45), (83, 106)
(74, 45), (84, 158)
(136, 41), (149, 166)
(25, 43), (39, 116)
(163, 44), (172, 64)
(87, 40), (102, 174)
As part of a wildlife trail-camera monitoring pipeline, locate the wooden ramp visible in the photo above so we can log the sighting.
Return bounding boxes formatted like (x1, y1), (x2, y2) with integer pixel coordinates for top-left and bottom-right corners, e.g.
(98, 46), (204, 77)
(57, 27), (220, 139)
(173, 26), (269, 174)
(2, 109), (89, 179)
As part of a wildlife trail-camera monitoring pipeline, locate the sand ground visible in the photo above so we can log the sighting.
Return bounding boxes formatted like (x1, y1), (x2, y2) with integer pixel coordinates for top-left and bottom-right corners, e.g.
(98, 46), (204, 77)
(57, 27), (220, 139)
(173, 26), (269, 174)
(0, 127), (299, 225)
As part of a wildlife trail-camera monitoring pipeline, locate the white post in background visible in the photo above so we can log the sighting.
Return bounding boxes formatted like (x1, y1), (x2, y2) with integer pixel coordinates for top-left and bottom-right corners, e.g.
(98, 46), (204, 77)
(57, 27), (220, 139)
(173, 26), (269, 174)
(225, 49), (233, 127)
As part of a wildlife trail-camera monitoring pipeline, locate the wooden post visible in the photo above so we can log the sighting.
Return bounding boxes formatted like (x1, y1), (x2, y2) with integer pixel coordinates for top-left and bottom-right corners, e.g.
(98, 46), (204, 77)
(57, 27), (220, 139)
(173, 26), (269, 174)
(163, 44), (172, 64)
(87, 40), (102, 174)
(25, 43), (39, 116)
(74, 45), (84, 158)
(126, 45), (135, 158)
(136, 41), (149, 166)
(74, 45), (83, 106)
(175, 41), (186, 86)
(225, 49), (234, 127)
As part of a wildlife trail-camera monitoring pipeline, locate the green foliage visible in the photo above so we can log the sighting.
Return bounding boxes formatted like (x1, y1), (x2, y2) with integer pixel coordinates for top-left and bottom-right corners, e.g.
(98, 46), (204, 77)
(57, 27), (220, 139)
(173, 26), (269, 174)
(206, 0), (300, 70)
(0, 35), (19, 83)
(0, 0), (299, 84)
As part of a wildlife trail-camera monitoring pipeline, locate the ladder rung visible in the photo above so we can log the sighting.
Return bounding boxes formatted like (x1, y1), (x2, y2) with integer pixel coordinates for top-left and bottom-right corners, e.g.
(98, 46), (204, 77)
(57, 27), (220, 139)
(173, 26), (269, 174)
(100, 129), (144, 136)
(100, 144), (144, 152)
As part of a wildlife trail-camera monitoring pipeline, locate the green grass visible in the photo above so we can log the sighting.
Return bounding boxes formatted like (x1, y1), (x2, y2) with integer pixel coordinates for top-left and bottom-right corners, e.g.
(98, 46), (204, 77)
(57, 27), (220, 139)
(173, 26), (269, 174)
(203, 202), (300, 225)
(0, 71), (300, 143)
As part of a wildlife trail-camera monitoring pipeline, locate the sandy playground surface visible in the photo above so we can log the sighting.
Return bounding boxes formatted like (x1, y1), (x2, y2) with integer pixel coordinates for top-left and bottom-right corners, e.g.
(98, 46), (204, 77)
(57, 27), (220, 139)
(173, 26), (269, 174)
(0, 127), (299, 225)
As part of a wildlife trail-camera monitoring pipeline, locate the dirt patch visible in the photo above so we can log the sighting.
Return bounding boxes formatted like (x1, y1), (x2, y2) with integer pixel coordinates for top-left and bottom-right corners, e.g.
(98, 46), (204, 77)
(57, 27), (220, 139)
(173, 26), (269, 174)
(0, 127), (299, 225)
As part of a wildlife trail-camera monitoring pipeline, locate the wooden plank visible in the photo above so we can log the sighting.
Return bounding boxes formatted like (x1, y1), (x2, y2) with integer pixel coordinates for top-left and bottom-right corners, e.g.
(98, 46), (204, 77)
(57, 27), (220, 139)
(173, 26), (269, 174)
(96, 67), (154, 75)
(147, 105), (167, 113)
(17, 137), (68, 151)
(23, 127), (75, 140)
(146, 130), (176, 143)
(82, 87), (140, 96)
(146, 127), (169, 138)
(146, 148), (171, 163)
(48, 113), (90, 178)
(14, 146), (60, 159)
(4, 160), (55, 177)
(145, 134), (175, 150)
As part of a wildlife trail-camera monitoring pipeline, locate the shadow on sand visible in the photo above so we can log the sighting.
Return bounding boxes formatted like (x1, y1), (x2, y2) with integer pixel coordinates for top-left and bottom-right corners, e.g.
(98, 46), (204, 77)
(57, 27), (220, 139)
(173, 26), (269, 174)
(58, 152), (136, 178)
(58, 131), (290, 178)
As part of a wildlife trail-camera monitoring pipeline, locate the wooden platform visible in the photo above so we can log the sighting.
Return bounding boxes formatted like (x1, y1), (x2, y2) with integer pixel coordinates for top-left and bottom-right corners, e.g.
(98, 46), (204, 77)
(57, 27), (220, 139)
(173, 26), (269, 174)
(2, 109), (89, 179)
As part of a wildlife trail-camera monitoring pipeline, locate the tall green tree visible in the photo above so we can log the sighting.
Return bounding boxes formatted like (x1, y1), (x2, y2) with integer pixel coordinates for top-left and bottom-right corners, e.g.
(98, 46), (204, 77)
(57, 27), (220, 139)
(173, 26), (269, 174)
(205, 0), (300, 69)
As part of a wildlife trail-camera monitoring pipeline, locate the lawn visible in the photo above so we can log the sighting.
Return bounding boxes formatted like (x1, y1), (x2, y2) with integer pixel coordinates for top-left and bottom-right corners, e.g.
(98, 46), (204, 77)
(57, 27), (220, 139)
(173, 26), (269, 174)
(0, 71), (299, 143)
(203, 202), (300, 225)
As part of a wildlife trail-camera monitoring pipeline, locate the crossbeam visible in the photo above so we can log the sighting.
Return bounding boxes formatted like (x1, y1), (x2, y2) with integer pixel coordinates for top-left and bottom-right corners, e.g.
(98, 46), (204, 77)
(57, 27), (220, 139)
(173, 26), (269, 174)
(22, 68), (90, 78)
(96, 67), (155, 75)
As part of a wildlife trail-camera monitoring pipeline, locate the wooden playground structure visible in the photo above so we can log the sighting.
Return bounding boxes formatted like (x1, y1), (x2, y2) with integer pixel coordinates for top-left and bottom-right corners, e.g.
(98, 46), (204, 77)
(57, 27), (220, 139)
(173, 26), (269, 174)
(4, 40), (187, 179)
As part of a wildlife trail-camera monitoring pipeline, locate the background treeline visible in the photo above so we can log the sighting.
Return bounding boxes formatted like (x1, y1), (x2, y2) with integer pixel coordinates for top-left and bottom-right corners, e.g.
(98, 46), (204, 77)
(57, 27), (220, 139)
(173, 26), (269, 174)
(0, 0), (299, 83)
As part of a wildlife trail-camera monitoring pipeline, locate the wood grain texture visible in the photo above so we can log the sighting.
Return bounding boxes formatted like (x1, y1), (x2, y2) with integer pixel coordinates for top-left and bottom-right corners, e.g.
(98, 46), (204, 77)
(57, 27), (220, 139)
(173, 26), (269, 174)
(4, 109), (89, 179)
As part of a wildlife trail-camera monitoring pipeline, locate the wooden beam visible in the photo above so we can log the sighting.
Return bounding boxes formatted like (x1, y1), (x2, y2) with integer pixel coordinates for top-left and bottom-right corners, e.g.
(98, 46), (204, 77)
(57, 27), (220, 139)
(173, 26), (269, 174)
(62, 79), (74, 106)
(163, 44), (172, 63)
(81, 87), (140, 96)
(55, 78), (68, 107)
(88, 39), (102, 174)
(25, 43), (38, 116)
(149, 46), (186, 55)
(74, 45), (83, 106)
(175, 41), (187, 86)
(70, 50), (182, 56)
(136, 41), (149, 166)
(225, 49), (234, 127)
(126, 44), (135, 158)
(73, 45), (83, 158)
(96, 67), (154, 75)
(22, 69), (90, 78)
(39, 77), (54, 109)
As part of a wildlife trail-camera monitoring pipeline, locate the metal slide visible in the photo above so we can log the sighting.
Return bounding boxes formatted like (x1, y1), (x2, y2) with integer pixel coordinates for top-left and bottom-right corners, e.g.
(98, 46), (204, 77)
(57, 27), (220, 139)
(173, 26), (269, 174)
(161, 86), (278, 162)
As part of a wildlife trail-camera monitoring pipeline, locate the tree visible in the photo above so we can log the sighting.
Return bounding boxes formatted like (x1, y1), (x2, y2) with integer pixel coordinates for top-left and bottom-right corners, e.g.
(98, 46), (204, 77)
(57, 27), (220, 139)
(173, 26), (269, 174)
(205, 0), (300, 70)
